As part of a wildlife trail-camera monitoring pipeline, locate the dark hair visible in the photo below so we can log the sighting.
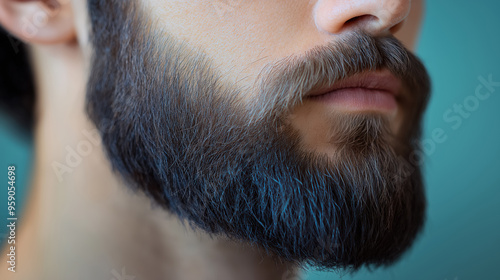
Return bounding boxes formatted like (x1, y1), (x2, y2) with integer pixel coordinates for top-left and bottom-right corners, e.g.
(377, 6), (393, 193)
(85, 0), (429, 270)
(0, 27), (35, 131)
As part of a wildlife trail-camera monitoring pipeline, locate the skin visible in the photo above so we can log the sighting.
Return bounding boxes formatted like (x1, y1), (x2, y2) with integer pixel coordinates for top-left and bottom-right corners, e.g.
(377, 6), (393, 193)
(144, 0), (423, 156)
(0, 0), (424, 279)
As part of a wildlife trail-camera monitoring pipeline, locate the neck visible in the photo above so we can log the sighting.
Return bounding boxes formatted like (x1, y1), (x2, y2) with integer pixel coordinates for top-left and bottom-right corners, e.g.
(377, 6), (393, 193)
(1, 43), (297, 280)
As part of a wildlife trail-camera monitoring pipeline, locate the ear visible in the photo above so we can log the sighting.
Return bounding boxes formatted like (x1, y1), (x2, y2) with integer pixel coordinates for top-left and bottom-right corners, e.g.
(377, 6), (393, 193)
(0, 0), (75, 44)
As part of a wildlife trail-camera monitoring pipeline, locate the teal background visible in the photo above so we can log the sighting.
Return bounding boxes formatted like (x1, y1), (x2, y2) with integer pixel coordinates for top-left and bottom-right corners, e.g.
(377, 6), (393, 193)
(1, 1), (499, 279)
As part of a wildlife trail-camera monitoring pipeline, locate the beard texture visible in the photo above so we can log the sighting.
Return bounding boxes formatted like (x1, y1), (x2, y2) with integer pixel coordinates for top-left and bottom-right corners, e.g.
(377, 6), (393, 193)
(86, 0), (430, 271)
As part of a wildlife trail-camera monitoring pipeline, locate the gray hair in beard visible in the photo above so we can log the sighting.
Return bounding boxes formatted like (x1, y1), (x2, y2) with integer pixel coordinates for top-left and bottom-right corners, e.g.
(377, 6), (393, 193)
(86, 0), (430, 272)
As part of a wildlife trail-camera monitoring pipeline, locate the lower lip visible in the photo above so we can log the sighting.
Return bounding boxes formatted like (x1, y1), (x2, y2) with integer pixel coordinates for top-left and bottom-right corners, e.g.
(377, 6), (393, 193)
(307, 88), (398, 112)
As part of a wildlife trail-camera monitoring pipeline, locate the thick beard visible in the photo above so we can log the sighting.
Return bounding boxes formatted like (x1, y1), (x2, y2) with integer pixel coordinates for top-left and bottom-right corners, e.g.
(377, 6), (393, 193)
(86, 0), (429, 271)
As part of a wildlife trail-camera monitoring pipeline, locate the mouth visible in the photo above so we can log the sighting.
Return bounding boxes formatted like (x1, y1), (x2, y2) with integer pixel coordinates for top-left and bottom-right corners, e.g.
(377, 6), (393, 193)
(305, 70), (402, 114)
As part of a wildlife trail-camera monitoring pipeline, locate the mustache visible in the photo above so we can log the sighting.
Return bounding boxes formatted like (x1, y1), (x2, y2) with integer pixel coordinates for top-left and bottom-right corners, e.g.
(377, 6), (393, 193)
(85, 2), (428, 269)
(250, 32), (430, 126)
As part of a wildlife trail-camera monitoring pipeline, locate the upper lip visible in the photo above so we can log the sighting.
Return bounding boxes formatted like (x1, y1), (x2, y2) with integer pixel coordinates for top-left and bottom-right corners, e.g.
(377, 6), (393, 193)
(306, 70), (402, 98)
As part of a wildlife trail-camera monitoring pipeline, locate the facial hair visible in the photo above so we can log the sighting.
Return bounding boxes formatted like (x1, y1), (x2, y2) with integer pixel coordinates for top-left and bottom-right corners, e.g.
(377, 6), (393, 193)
(86, 0), (430, 271)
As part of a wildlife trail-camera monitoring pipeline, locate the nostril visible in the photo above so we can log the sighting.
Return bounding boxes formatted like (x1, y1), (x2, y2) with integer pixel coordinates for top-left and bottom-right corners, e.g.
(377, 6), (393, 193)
(344, 14), (378, 30)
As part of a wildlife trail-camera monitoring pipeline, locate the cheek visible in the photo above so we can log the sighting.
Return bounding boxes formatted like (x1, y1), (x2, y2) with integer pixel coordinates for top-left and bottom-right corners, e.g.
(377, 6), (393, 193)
(394, 0), (424, 50)
(146, 0), (323, 87)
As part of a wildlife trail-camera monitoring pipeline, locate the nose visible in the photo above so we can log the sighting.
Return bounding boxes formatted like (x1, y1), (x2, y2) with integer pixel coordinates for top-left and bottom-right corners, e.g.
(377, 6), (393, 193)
(314, 0), (411, 36)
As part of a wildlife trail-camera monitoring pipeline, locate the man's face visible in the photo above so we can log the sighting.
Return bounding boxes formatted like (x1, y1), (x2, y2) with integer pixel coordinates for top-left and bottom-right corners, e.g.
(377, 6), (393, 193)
(142, 0), (424, 155)
(86, 0), (430, 270)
